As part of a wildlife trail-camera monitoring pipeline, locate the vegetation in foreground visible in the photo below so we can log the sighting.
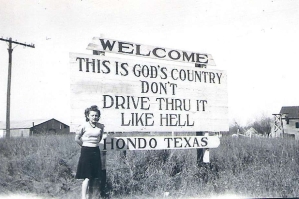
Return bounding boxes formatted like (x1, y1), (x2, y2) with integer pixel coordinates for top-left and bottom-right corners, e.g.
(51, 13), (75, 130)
(0, 134), (299, 198)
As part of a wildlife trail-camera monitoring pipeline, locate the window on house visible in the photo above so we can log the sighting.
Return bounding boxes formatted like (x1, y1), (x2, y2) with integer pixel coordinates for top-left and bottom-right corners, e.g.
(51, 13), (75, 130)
(296, 122), (299, 128)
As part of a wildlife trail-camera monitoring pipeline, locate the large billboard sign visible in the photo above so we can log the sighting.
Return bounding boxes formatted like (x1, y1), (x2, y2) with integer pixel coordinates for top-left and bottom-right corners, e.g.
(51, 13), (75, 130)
(70, 53), (228, 133)
(87, 37), (216, 66)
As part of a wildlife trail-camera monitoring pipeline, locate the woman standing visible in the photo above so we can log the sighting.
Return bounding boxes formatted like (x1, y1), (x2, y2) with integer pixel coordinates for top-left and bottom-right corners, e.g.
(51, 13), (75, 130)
(75, 105), (105, 199)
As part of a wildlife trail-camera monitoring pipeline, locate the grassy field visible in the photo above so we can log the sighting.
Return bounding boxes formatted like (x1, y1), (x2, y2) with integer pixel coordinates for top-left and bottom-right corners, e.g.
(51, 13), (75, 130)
(0, 134), (298, 198)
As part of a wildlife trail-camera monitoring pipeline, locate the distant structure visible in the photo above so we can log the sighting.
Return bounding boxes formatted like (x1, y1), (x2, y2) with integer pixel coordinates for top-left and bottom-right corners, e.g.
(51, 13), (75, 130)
(0, 118), (70, 138)
(231, 127), (263, 138)
(270, 106), (299, 139)
(244, 127), (261, 138)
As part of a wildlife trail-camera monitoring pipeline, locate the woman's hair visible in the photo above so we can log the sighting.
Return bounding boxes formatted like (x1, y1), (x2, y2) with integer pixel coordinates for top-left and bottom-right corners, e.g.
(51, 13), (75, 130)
(84, 105), (101, 122)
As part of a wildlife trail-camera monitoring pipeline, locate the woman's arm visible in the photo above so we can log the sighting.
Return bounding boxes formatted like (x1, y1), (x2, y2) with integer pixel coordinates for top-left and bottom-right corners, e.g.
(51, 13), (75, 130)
(99, 124), (105, 142)
(75, 134), (83, 146)
(75, 125), (84, 146)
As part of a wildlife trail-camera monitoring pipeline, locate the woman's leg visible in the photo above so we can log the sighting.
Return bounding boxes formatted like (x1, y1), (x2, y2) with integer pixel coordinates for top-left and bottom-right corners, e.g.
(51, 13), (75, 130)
(82, 178), (89, 199)
(88, 178), (95, 198)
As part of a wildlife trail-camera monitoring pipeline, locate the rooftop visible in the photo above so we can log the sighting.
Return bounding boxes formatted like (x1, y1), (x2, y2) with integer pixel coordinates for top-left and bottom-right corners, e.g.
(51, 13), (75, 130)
(0, 118), (69, 129)
(280, 106), (299, 119)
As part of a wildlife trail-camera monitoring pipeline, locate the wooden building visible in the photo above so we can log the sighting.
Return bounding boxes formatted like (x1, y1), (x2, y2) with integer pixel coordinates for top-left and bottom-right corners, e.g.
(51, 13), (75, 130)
(244, 127), (261, 138)
(271, 106), (299, 139)
(0, 118), (70, 138)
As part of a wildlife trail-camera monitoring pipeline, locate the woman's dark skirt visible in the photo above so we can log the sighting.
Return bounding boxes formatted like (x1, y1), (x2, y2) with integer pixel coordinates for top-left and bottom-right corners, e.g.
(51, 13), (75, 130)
(76, 146), (102, 179)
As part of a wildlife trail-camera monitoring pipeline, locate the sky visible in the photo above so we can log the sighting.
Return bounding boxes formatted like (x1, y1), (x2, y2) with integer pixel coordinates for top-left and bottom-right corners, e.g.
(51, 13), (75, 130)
(0, 0), (298, 126)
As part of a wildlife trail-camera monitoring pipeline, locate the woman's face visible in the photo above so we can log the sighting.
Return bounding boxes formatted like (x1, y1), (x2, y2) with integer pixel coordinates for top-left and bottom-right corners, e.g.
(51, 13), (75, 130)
(88, 111), (100, 123)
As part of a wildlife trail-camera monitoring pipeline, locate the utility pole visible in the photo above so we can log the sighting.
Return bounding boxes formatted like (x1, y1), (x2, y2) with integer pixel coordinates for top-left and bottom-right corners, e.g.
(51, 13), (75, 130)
(0, 37), (35, 138)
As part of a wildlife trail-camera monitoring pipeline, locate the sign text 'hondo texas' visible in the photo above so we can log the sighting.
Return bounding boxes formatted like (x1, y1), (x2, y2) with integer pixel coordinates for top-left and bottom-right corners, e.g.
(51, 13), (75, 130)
(70, 53), (228, 133)
(99, 136), (220, 151)
(87, 37), (216, 66)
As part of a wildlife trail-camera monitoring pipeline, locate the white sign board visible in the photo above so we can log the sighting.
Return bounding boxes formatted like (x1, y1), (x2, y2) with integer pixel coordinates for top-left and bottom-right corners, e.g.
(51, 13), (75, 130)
(70, 53), (228, 132)
(99, 136), (220, 151)
(87, 37), (216, 66)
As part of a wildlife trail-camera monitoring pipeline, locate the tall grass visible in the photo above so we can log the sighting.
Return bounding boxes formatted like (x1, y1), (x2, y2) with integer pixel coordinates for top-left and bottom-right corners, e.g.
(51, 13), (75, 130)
(213, 137), (299, 198)
(0, 135), (299, 198)
(0, 135), (80, 198)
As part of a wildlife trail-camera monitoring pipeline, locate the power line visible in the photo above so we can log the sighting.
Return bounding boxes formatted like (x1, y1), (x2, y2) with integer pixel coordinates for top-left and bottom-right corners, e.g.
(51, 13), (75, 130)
(0, 37), (35, 138)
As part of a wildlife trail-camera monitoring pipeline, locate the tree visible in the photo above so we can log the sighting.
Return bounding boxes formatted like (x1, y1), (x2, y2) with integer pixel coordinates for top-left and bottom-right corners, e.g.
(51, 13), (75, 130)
(248, 115), (272, 137)
(229, 120), (243, 135)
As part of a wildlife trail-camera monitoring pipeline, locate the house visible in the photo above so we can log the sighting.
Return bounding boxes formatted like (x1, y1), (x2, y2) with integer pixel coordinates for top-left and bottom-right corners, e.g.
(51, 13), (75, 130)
(270, 106), (299, 139)
(0, 118), (70, 138)
(244, 127), (261, 138)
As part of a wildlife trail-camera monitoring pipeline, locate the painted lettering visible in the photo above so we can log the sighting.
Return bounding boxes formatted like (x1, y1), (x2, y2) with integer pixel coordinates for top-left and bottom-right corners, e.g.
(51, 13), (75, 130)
(160, 113), (194, 126)
(121, 113), (154, 126)
(103, 95), (151, 110)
